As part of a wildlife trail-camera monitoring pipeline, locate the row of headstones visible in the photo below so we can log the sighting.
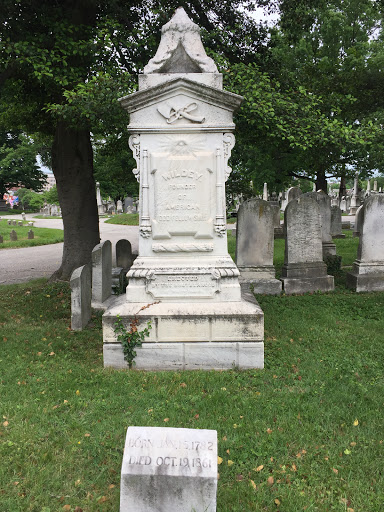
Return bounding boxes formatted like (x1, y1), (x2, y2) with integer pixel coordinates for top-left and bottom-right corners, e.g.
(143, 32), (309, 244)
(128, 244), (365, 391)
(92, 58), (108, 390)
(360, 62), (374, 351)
(70, 239), (137, 330)
(236, 192), (384, 294)
(40, 204), (60, 216)
(7, 219), (34, 227)
(0, 229), (34, 243)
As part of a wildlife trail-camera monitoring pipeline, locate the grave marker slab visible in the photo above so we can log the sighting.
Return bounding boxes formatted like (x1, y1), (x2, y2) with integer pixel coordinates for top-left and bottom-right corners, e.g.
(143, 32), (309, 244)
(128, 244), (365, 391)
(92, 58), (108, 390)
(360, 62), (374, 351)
(70, 264), (92, 330)
(331, 205), (345, 239)
(10, 229), (17, 241)
(281, 196), (334, 294)
(92, 240), (112, 308)
(27, 229), (34, 239)
(116, 239), (134, 269)
(121, 426), (217, 512)
(303, 191), (336, 257)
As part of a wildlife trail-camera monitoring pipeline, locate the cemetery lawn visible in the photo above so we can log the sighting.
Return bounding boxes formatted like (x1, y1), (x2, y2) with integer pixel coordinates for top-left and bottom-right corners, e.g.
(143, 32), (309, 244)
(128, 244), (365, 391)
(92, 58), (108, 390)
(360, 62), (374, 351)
(105, 213), (139, 225)
(1, 278), (384, 511)
(0, 220), (64, 249)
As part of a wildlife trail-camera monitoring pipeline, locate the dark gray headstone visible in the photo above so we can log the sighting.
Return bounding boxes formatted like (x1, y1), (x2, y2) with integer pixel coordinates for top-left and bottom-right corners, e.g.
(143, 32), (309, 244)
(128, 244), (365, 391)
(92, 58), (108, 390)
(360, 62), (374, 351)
(10, 229), (17, 241)
(116, 239), (133, 269)
(28, 229), (34, 239)
(91, 240), (112, 306)
(70, 264), (92, 330)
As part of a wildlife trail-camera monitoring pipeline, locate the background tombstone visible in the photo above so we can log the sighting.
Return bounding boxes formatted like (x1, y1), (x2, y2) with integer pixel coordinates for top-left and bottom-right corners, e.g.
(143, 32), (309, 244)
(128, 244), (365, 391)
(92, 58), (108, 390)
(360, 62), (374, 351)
(280, 186), (301, 212)
(121, 426), (217, 512)
(96, 182), (106, 215)
(330, 205), (345, 239)
(281, 196), (334, 294)
(347, 195), (384, 292)
(27, 229), (34, 239)
(262, 183), (268, 201)
(116, 239), (134, 270)
(353, 204), (364, 238)
(91, 240), (112, 307)
(124, 196), (134, 213)
(70, 264), (92, 330)
(271, 204), (283, 238)
(116, 199), (123, 214)
(18, 221), (23, 226)
(303, 191), (337, 257)
(236, 198), (282, 295)
(12, 220), (17, 226)
(10, 230), (17, 241)
(7, 220), (11, 225)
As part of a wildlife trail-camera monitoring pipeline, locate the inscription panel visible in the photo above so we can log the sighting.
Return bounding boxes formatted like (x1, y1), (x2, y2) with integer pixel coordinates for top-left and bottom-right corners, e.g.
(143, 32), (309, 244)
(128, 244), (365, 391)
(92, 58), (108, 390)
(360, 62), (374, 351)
(147, 270), (220, 299)
(286, 198), (322, 263)
(123, 426), (217, 478)
(151, 136), (215, 240)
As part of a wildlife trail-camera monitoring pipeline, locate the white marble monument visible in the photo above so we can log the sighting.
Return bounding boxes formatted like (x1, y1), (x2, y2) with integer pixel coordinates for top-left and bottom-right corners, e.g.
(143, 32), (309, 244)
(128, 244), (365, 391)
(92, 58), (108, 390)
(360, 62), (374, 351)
(102, 8), (264, 370)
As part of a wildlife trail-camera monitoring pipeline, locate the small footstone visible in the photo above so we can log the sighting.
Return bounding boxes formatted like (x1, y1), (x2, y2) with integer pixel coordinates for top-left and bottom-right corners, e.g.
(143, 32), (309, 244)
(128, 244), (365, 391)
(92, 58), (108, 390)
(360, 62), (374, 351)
(28, 229), (34, 239)
(120, 426), (217, 512)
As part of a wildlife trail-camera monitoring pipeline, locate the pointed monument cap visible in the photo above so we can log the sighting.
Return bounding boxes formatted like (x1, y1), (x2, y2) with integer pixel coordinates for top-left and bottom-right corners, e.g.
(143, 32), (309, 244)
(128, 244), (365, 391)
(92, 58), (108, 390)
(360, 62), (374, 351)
(144, 7), (218, 74)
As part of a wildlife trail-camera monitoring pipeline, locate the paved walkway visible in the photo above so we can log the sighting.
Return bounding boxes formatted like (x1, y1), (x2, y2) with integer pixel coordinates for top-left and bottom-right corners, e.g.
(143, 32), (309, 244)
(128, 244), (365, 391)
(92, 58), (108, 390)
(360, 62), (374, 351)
(0, 215), (139, 285)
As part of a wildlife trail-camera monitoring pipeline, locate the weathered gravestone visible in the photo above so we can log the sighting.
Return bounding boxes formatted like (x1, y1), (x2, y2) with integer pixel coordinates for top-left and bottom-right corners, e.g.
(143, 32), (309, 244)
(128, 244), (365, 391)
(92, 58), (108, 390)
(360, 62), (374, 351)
(236, 198), (282, 295)
(7, 220), (11, 225)
(353, 204), (364, 237)
(124, 196), (134, 213)
(121, 426), (217, 512)
(281, 186), (302, 212)
(10, 230), (17, 241)
(102, 7), (264, 370)
(117, 199), (123, 214)
(281, 196), (334, 294)
(346, 195), (384, 292)
(27, 229), (34, 239)
(96, 182), (106, 215)
(350, 171), (360, 215)
(70, 264), (92, 330)
(18, 221), (23, 227)
(116, 239), (134, 269)
(262, 183), (268, 201)
(330, 205), (345, 239)
(0, 235), (3, 243)
(303, 191), (337, 257)
(12, 220), (17, 226)
(91, 240), (112, 308)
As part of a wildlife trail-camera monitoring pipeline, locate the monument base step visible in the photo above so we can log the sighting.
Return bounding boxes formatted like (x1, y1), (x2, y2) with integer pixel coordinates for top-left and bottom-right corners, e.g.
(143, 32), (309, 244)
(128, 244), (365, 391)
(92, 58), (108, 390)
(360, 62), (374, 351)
(346, 272), (384, 292)
(281, 275), (334, 295)
(241, 279), (282, 296)
(104, 341), (264, 370)
(102, 289), (264, 370)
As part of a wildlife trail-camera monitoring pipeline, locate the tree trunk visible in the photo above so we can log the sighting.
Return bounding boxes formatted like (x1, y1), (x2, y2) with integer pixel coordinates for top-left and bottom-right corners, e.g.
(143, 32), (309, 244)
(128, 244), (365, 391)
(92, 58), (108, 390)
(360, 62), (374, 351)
(50, 121), (100, 281)
(316, 170), (327, 193)
(339, 174), (347, 200)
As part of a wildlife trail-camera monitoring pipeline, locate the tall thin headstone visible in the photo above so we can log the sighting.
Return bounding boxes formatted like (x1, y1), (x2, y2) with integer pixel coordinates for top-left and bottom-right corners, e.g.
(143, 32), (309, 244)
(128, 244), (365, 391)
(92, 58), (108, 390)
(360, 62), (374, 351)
(92, 240), (112, 307)
(236, 198), (281, 294)
(102, 7), (264, 370)
(350, 172), (360, 214)
(330, 205), (345, 239)
(262, 183), (268, 201)
(96, 182), (105, 215)
(70, 264), (92, 330)
(373, 180), (378, 192)
(303, 191), (336, 257)
(366, 179), (371, 196)
(281, 196), (334, 294)
(347, 195), (384, 291)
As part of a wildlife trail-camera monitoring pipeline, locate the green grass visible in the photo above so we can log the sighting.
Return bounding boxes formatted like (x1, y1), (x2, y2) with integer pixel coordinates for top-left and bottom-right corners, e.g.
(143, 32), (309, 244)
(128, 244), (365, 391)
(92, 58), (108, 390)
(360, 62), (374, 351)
(32, 215), (62, 219)
(0, 220), (64, 249)
(0, 278), (383, 511)
(105, 213), (139, 225)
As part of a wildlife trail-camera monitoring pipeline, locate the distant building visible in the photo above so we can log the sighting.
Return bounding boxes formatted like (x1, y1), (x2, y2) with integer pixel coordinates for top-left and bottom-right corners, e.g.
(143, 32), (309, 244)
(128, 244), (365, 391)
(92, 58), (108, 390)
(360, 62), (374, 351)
(42, 174), (56, 191)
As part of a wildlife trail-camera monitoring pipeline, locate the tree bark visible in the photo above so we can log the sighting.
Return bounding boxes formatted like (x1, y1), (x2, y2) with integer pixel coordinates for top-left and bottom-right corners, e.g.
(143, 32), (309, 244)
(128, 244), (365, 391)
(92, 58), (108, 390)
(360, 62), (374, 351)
(50, 121), (100, 281)
(316, 170), (327, 193)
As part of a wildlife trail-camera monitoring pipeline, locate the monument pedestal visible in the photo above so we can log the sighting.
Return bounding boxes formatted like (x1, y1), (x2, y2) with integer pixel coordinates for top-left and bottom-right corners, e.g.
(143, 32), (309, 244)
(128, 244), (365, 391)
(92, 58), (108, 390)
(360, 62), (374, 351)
(103, 288), (264, 370)
(346, 261), (384, 292)
(281, 260), (334, 295)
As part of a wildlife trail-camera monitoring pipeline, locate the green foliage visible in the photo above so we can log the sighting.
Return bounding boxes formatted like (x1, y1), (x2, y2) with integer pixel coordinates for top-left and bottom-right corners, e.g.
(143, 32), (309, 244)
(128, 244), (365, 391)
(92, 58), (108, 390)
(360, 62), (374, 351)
(324, 254), (342, 275)
(17, 188), (45, 211)
(43, 185), (59, 205)
(114, 315), (152, 369)
(0, 132), (47, 196)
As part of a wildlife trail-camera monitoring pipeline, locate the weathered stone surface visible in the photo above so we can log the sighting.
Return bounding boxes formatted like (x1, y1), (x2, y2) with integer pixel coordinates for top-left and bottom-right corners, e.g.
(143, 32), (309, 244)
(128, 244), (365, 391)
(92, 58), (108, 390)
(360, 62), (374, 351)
(346, 195), (384, 292)
(92, 240), (112, 307)
(27, 229), (34, 239)
(303, 191), (337, 257)
(111, 267), (127, 295)
(70, 264), (92, 330)
(281, 196), (334, 294)
(236, 198), (281, 295)
(331, 205), (345, 239)
(10, 229), (17, 241)
(120, 426), (217, 512)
